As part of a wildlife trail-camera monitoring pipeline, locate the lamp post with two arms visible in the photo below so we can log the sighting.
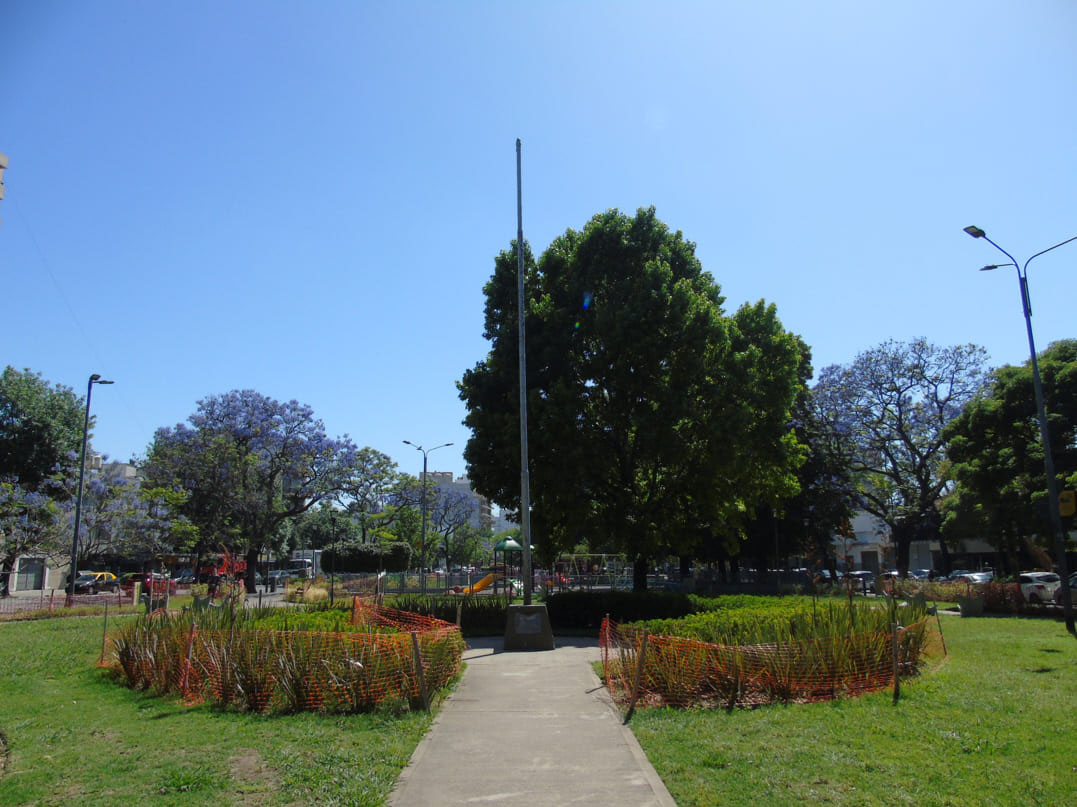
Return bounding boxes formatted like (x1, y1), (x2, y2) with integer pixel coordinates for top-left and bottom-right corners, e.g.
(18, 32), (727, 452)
(402, 440), (453, 595)
(965, 225), (1076, 635)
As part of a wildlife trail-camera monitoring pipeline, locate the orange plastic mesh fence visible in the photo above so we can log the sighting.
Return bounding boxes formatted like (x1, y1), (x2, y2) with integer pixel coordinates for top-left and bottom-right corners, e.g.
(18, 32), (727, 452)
(107, 600), (464, 713)
(601, 616), (936, 710)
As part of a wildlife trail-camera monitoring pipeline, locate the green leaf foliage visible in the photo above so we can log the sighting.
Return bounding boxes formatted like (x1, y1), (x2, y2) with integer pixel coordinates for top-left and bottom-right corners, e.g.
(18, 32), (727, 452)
(943, 338), (1077, 569)
(636, 595), (927, 645)
(459, 208), (806, 584)
(0, 366), (85, 491)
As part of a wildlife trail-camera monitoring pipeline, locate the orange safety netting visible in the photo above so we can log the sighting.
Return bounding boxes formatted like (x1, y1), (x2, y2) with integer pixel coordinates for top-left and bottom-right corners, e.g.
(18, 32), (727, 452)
(601, 616), (938, 710)
(108, 598), (464, 713)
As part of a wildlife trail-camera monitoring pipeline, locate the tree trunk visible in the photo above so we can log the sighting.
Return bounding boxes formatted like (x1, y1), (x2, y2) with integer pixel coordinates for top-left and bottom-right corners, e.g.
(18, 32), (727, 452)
(0, 558), (13, 597)
(935, 534), (953, 576)
(244, 546), (259, 593)
(633, 557), (648, 592)
(892, 521), (913, 575)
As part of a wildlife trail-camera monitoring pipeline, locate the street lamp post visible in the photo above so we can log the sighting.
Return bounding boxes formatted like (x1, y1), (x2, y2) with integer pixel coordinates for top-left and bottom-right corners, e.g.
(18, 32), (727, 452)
(965, 225), (1076, 635)
(67, 373), (114, 603)
(402, 440), (453, 595)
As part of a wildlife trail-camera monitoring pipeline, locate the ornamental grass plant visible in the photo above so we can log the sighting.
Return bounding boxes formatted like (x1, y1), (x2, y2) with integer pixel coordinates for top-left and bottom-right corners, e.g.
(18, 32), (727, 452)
(105, 600), (464, 714)
(606, 596), (932, 709)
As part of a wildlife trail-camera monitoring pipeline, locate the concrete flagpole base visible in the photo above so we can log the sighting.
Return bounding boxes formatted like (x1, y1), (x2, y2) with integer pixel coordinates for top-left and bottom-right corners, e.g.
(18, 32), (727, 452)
(503, 603), (555, 650)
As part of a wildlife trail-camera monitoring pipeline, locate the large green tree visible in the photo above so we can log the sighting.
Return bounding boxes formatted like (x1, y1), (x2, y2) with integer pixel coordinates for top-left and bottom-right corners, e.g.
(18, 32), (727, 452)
(735, 366), (859, 579)
(813, 339), (989, 575)
(0, 368), (86, 594)
(340, 447), (402, 544)
(459, 207), (806, 589)
(943, 339), (1077, 571)
(292, 503), (361, 551)
(0, 367), (85, 491)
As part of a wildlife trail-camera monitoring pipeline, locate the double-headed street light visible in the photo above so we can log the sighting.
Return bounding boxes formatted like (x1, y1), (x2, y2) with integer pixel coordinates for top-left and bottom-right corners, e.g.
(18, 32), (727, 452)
(402, 440), (453, 594)
(965, 225), (1076, 635)
(67, 373), (114, 602)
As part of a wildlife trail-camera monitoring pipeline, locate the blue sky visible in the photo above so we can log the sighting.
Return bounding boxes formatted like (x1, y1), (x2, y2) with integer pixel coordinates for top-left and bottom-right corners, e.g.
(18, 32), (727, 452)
(3, 1), (1077, 483)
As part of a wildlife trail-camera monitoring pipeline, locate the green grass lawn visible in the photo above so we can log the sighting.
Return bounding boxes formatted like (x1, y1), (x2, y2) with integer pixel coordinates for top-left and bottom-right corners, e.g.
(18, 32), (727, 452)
(629, 614), (1077, 807)
(0, 615), (432, 806)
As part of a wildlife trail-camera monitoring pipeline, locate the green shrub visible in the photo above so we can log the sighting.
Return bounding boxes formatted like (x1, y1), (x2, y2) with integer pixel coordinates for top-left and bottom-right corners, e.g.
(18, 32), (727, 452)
(634, 597), (928, 646)
(248, 606), (399, 634)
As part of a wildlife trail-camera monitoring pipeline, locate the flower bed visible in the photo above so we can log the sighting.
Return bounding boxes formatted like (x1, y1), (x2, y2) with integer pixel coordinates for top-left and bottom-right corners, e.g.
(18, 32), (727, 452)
(106, 598), (464, 713)
(602, 598), (938, 710)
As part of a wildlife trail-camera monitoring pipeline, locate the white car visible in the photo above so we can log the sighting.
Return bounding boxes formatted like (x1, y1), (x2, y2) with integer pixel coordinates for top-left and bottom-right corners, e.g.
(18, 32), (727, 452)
(1019, 571), (1061, 604)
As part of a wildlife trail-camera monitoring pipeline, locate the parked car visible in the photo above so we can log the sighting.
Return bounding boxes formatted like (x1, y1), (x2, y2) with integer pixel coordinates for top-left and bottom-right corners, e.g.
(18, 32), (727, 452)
(72, 571), (119, 594)
(267, 569), (300, 584)
(940, 569), (972, 582)
(843, 571), (876, 592)
(1052, 573), (1077, 605)
(950, 571), (993, 584)
(908, 569), (931, 580)
(118, 572), (178, 595)
(1019, 571), (1061, 604)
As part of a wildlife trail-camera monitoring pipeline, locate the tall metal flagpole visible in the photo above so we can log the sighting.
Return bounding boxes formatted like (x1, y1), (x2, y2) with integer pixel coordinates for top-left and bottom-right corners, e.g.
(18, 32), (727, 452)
(516, 138), (533, 605)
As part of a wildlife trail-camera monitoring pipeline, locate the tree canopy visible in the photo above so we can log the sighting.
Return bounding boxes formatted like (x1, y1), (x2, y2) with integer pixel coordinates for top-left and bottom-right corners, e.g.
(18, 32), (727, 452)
(0, 479), (64, 596)
(943, 338), (1077, 571)
(734, 369), (859, 577)
(0, 366), (86, 491)
(0, 367), (86, 594)
(459, 207), (807, 588)
(813, 338), (988, 574)
(142, 390), (362, 590)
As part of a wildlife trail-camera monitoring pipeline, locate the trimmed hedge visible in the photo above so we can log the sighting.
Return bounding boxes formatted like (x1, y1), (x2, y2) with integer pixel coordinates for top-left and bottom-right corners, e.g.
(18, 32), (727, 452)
(544, 590), (698, 629)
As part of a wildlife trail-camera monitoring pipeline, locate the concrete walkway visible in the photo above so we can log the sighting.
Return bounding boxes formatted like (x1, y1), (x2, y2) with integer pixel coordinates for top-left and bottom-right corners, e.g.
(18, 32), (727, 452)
(388, 636), (677, 807)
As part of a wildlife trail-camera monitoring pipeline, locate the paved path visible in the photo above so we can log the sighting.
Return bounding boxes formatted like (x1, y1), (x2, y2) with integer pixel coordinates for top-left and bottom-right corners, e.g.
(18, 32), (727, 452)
(388, 636), (677, 807)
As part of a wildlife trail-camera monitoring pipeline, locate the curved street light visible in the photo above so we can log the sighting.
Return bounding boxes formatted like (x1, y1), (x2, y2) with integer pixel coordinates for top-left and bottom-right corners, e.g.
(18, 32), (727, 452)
(966, 225), (1075, 635)
(402, 440), (453, 594)
(67, 373), (114, 603)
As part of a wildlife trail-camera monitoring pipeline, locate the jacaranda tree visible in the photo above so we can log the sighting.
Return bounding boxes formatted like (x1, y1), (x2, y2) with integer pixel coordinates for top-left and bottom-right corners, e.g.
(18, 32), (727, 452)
(813, 339), (988, 575)
(143, 390), (362, 591)
(0, 479), (64, 596)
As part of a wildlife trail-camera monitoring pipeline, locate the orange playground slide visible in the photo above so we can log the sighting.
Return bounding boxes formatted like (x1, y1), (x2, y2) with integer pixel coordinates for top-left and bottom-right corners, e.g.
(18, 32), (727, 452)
(452, 573), (501, 595)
